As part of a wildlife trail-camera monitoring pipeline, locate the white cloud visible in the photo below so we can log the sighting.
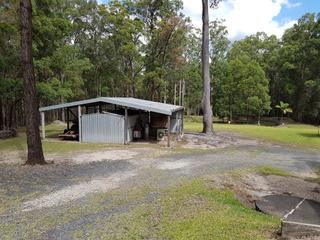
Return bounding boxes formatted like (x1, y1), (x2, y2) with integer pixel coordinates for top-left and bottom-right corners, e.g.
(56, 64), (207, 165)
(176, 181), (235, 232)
(182, 0), (300, 39)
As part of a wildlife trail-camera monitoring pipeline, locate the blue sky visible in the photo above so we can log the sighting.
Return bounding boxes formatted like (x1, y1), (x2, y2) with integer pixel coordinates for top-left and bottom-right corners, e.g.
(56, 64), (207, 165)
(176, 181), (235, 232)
(99, 0), (320, 39)
(274, 0), (320, 23)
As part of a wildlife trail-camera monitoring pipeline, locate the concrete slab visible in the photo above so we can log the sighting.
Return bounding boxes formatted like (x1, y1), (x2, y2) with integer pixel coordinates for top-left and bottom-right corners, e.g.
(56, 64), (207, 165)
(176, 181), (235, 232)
(287, 199), (320, 225)
(255, 194), (320, 238)
(255, 194), (303, 218)
(282, 221), (320, 238)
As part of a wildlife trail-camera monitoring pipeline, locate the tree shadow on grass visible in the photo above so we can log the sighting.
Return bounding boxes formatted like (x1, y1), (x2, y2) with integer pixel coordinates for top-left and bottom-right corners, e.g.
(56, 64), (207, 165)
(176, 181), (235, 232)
(299, 132), (320, 138)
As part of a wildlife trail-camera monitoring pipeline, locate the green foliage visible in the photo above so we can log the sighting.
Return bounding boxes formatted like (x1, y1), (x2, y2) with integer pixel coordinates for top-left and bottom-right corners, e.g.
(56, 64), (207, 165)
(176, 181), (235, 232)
(276, 101), (293, 124)
(0, 0), (319, 127)
(278, 13), (320, 123)
(275, 101), (292, 115)
(215, 53), (271, 121)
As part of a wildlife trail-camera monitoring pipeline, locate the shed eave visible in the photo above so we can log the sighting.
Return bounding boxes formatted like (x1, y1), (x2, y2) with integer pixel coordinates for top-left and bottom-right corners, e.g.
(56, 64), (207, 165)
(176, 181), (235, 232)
(39, 97), (184, 116)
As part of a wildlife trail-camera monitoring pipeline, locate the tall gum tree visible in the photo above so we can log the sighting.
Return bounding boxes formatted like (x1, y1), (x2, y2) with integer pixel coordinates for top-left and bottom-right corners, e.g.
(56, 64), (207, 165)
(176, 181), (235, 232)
(202, 0), (221, 134)
(20, 0), (46, 165)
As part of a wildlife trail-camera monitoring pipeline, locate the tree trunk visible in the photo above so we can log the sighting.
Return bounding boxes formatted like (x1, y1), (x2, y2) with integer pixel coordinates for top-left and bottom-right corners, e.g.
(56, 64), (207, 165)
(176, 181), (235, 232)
(0, 98), (3, 130)
(20, 0), (46, 165)
(174, 83), (176, 105)
(201, 0), (213, 134)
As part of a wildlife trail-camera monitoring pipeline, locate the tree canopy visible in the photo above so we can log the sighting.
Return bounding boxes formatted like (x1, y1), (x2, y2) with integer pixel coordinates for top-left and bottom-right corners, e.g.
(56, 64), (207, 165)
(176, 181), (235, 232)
(0, 0), (319, 128)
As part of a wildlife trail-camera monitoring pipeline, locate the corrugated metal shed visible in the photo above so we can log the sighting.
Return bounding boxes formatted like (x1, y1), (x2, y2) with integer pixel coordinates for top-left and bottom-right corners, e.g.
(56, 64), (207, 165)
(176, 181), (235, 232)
(82, 113), (125, 144)
(39, 97), (183, 115)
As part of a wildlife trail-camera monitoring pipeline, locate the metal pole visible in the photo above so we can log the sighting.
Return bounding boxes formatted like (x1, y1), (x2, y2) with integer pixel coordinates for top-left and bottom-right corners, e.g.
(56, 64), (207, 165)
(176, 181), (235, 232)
(167, 115), (171, 147)
(41, 112), (45, 139)
(78, 105), (82, 142)
(181, 110), (184, 134)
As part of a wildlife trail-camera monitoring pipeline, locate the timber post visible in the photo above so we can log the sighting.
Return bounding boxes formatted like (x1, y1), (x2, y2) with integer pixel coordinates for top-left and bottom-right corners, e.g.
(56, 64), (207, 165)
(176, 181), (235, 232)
(78, 105), (82, 142)
(167, 115), (171, 147)
(41, 111), (45, 139)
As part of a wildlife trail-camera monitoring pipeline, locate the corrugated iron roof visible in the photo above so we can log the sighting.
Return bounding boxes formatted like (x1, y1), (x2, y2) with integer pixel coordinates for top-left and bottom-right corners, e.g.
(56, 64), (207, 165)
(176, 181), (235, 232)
(39, 97), (183, 115)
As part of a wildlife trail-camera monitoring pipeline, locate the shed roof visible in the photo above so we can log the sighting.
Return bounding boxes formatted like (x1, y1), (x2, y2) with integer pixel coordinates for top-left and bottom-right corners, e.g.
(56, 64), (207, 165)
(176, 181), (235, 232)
(39, 97), (183, 115)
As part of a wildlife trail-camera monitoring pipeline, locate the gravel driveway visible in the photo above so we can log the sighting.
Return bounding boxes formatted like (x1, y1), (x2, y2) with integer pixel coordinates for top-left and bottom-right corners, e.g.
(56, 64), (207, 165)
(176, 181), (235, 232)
(1, 133), (319, 239)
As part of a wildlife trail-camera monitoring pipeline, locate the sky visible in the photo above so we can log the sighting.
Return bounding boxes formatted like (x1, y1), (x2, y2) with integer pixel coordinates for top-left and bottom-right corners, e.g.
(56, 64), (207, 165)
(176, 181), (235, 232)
(99, 0), (320, 39)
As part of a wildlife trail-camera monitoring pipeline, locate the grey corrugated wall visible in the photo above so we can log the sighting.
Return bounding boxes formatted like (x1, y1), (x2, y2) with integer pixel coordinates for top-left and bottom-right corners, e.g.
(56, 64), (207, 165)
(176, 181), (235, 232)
(170, 110), (183, 133)
(81, 113), (125, 144)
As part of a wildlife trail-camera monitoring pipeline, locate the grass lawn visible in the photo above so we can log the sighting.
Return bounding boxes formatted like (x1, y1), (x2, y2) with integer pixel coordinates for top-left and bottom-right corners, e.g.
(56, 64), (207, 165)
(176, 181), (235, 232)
(77, 179), (279, 239)
(1, 179), (279, 239)
(185, 118), (320, 150)
(0, 124), (109, 154)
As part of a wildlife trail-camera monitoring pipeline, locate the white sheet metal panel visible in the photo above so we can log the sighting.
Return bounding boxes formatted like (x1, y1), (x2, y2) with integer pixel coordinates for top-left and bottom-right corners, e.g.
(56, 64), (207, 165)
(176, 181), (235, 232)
(39, 97), (183, 115)
(81, 113), (124, 144)
(127, 115), (139, 142)
(170, 110), (183, 133)
(103, 97), (183, 115)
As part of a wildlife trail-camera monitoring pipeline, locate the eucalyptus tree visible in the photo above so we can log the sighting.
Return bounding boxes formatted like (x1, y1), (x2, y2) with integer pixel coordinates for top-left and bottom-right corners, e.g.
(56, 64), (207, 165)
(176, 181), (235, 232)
(209, 19), (230, 118)
(133, 0), (188, 101)
(0, 0), (23, 129)
(201, 0), (222, 134)
(280, 13), (320, 123)
(20, 0), (46, 164)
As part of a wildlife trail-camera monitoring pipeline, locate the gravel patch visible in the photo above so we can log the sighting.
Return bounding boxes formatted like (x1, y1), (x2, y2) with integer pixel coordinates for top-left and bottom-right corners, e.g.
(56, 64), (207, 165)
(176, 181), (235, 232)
(157, 161), (190, 170)
(72, 150), (139, 164)
(21, 170), (137, 211)
(182, 132), (259, 149)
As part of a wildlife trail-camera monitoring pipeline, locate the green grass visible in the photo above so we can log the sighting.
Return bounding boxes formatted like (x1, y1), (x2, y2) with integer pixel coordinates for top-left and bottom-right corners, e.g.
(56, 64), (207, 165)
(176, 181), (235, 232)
(305, 167), (320, 184)
(255, 166), (294, 177)
(184, 119), (320, 150)
(0, 177), (279, 239)
(84, 179), (279, 239)
(0, 124), (110, 154)
(158, 179), (279, 240)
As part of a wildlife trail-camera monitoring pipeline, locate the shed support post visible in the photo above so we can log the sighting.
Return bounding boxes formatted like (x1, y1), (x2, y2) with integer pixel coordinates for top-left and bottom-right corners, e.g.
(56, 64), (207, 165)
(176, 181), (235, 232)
(66, 108), (69, 130)
(78, 105), (82, 142)
(41, 112), (45, 139)
(124, 107), (128, 144)
(181, 111), (184, 135)
(167, 115), (171, 147)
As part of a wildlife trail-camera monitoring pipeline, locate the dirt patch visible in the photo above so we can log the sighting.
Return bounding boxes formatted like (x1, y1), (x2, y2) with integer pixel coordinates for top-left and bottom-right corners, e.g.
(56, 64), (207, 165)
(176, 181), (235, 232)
(157, 161), (190, 170)
(0, 151), (26, 165)
(182, 132), (258, 149)
(238, 174), (320, 206)
(210, 173), (320, 210)
(259, 175), (320, 202)
(72, 150), (139, 164)
(21, 170), (136, 211)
